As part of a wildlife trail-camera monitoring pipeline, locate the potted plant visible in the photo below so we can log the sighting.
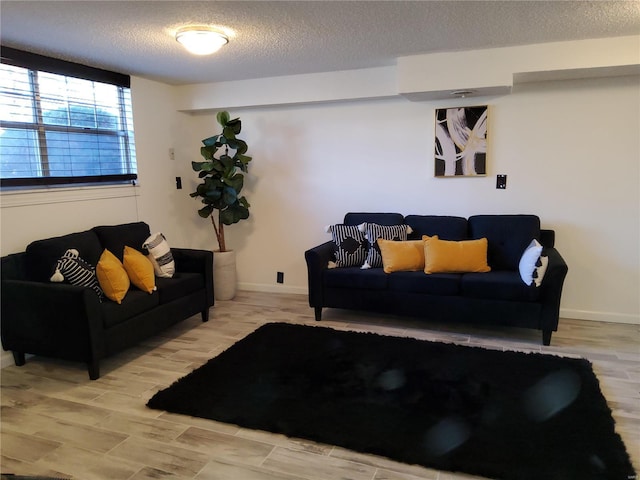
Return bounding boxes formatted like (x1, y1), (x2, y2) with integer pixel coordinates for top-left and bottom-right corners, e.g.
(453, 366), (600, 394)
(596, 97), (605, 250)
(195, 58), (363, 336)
(190, 111), (252, 299)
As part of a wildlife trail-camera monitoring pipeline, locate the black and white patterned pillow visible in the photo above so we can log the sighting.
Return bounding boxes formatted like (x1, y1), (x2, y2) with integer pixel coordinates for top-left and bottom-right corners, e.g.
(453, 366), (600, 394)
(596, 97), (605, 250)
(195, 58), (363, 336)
(532, 255), (549, 287)
(143, 233), (175, 278)
(50, 248), (104, 299)
(326, 224), (368, 267)
(359, 223), (411, 269)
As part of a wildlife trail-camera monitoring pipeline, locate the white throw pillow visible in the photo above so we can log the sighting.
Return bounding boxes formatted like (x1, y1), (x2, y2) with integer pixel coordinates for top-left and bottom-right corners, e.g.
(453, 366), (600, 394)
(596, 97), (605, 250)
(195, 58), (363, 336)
(519, 239), (543, 286)
(142, 233), (175, 278)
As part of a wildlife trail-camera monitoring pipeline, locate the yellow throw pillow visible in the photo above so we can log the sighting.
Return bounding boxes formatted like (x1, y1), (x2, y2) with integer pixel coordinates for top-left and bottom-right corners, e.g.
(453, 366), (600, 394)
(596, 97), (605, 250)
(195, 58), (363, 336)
(424, 237), (491, 274)
(123, 246), (156, 294)
(96, 249), (130, 304)
(378, 238), (430, 274)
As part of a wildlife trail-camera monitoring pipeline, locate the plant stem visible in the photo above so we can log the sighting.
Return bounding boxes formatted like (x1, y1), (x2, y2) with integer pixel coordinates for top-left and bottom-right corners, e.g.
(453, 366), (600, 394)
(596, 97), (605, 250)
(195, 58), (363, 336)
(210, 214), (226, 252)
(219, 221), (226, 252)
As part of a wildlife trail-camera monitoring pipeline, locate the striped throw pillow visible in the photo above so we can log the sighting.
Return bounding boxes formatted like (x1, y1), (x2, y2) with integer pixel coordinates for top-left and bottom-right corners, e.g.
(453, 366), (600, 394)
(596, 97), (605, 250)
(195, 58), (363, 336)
(143, 233), (175, 278)
(326, 224), (368, 268)
(359, 223), (412, 269)
(50, 248), (104, 299)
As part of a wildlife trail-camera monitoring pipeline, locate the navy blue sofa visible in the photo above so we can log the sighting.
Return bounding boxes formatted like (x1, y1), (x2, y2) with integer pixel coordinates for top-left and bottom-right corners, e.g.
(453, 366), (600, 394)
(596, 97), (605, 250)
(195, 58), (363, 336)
(305, 213), (568, 345)
(1, 222), (214, 379)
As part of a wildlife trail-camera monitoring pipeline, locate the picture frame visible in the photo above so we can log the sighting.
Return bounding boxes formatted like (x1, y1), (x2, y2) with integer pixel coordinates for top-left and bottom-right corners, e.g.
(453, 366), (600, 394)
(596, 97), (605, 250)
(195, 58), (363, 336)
(434, 105), (488, 177)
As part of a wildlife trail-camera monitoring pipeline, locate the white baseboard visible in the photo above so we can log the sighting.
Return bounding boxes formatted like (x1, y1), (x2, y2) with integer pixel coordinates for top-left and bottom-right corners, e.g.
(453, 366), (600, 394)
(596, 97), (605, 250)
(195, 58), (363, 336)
(560, 308), (640, 325)
(1, 350), (16, 369)
(238, 282), (308, 295)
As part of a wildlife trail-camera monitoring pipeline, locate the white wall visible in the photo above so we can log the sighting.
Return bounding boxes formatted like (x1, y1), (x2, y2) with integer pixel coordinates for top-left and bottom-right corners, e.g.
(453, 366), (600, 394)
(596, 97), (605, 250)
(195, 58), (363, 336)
(172, 74), (639, 324)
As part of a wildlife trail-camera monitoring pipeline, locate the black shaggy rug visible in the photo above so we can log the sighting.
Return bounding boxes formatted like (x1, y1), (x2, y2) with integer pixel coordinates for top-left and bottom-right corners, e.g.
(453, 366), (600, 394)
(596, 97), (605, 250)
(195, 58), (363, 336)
(147, 323), (635, 480)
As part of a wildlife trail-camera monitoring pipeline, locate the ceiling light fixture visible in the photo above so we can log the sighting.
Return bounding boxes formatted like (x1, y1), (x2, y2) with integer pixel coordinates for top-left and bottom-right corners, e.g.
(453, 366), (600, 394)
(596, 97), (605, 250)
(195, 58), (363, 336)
(176, 26), (228, 55)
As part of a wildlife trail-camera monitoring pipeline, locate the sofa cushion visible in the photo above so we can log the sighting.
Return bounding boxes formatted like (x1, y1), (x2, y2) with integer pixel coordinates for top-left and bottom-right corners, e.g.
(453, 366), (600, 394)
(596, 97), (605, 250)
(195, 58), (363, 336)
(326, 224), (368, 267)
(424, 237), (491, 274)
(93, 222), (151, 262)
(344, 212), (404, 227)
(387, 271), (461, 295)
(468, 215), (540, 271)
(26, 230), (103, 282)
(101, 289), (160, 328)
(405, 215), (468, 241)
(324, 267), (388, 290)
(461, 271), (540, 302)
(155, 272), (205, 304)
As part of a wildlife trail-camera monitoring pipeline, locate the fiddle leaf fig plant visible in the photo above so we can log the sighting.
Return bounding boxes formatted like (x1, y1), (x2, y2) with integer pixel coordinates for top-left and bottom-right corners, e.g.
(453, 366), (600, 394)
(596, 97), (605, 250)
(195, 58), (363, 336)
(190, 111), (252, 252)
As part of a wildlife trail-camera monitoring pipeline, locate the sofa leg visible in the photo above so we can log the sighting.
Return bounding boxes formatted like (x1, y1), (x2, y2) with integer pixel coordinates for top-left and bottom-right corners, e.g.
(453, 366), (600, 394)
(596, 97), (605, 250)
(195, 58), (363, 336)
(88, 360), (100, 380)
(12, 351), (25, 366)
(542, 330), (552, 346)
(201, 308), (209, 323)
(314, 307), (322, 321)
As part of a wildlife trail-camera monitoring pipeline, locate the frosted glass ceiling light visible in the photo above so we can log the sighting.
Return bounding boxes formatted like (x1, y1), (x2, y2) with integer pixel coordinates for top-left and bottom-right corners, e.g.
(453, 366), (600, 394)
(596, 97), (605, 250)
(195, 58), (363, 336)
(176, 27), (228, 55)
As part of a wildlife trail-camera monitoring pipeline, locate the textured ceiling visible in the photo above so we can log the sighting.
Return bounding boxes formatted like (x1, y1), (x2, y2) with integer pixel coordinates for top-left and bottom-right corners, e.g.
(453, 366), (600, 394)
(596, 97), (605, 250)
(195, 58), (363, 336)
(1, 1), (639, 85)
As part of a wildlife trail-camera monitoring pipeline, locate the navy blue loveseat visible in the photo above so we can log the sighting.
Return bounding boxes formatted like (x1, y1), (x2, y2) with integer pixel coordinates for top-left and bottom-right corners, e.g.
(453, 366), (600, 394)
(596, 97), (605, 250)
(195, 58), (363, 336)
(305, 213), (568, 345)
(1, 222), (214, 379)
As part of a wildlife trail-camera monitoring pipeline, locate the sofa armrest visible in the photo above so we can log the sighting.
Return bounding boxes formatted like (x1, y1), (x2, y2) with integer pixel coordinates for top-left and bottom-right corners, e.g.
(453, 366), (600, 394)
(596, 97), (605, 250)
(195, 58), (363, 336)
(539, 247), (569, 332)
(1, 280), (104, 363)
(540, 229), (555, 248)
(304, 241), (336, 308)
(171, 248), (214, 308)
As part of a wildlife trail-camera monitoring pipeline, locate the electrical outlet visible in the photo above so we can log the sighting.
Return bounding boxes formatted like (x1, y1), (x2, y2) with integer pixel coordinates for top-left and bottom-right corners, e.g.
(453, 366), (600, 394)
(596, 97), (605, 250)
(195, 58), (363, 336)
(496, 175), (507, 189)
(169, 148), (175, 161)
(277, 272), (284, 284)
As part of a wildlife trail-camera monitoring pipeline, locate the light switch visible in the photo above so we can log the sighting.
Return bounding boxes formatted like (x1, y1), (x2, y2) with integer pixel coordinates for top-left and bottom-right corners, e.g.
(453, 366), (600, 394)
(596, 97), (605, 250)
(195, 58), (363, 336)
(496, 175), (507, 189)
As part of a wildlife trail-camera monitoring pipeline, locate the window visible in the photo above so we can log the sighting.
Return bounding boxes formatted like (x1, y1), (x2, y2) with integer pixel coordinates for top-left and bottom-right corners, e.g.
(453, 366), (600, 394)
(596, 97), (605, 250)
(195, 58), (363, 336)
(0, 47), (137, 188)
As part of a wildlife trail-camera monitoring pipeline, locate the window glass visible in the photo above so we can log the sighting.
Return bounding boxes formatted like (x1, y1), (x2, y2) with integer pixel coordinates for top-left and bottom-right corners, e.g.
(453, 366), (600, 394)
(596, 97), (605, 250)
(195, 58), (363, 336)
(0, 58), (137, 187)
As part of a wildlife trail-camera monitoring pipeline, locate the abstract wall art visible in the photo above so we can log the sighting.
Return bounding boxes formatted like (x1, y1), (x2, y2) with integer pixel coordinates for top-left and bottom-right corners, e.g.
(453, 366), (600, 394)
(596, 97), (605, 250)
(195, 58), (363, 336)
(435, 105), (488, 177)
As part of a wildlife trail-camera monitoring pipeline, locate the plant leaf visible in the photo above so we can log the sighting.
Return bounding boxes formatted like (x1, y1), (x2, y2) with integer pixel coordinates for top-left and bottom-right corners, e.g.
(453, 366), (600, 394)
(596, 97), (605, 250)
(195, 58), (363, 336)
(238, 196), (250, 208)
(220, 201), (250, 225)
(202, 135), (224, 147)
(197, 205), (213, 218)
(227, 118), (241, 135)
(225, 173), (244, 191)
(216, 111), (230, 127)
(219, 155), (234, 170)
(222, 186), (237, 205)
(223, 125), (237, 140)
(200, 145), (218, 159)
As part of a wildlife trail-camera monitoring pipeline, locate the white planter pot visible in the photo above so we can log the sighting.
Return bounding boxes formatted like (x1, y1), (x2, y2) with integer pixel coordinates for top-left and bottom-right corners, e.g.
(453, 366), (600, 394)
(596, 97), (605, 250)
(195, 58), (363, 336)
(213, 250), (237, 300)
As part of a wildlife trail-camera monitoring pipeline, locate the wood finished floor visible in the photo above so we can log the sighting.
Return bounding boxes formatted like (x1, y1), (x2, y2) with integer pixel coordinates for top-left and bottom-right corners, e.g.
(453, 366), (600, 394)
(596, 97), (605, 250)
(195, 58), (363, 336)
(1, 291), (638, 480)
